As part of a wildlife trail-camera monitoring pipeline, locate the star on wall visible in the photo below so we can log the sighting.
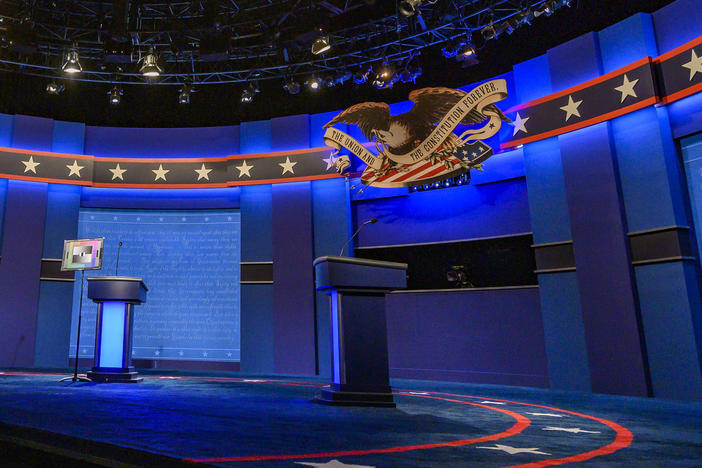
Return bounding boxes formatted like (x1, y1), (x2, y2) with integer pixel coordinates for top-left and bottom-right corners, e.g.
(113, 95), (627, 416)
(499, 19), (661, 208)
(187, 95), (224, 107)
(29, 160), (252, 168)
(477, 444), (551, 455)
(152, 164), (170, 181)
(511, 112), (530, 136)
(21, 156), (40, 174)
(109, 164), (127, 180)
(194, 163), (213, 181)
(560, 95), (583, 121)
(279, 156), (297, 175)
(295, 460), (375, 468)
(682, 49), (702, 81)
(614, 74), (639, 103)
(542, 426), (600, 434)
(322, 154), (336, 170)
(66, 160), (85, 177)
(236, 160), (253, 177)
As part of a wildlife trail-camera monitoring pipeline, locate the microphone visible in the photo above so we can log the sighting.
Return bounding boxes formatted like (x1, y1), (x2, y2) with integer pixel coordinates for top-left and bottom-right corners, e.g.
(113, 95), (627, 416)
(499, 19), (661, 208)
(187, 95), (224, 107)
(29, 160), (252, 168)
(115, 241), (123, 276)
(339, 218), (377, 257)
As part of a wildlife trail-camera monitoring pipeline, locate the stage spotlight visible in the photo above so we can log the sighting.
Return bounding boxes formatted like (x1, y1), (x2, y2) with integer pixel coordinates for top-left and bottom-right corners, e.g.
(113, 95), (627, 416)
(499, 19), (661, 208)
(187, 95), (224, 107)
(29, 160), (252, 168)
(550, 0), (571, 10)
(334, 70), (352, 86)
(456, 43), (478, 67)
(240, 82), (259, 103)
(353, 66), (371, 85)
(62, 45), (82, 74)
(140, 48), (162, 77)
(446, 265), (473, 288)
(283, 78), (300, 94)
(441, 43), (459, 59)
(534, 2), (553, 17)
(443, 179), (451, 188)
(423, 183), (430, 190)
(372, 62), (396, 89)
(311, 30), (331, 55)
(399, 0), (423, 17)
(307, 75), (321, 90)
(515, 10), (534, 26)
(108, 85), (123, 105)
(432, 181), (440, 188)
(46, 80), (65, 95)
(322, 75), (336, 87)
(481, 23), (498, 41)
(398, 63), (421, 83)
(178, 83), (194, 104)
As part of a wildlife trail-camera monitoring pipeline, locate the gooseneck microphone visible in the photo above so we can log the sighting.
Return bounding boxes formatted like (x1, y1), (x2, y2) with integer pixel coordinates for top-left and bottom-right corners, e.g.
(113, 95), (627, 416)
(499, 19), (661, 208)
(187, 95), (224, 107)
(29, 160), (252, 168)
(115, 241), (123, 276)
(339, 218), (378, 257)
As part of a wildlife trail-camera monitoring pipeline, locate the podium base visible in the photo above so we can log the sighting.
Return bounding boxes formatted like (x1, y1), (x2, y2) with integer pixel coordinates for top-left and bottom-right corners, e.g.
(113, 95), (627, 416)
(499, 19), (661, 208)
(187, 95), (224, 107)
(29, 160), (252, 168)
(87, 369), (142, 383)
(314, 388), (396, 408)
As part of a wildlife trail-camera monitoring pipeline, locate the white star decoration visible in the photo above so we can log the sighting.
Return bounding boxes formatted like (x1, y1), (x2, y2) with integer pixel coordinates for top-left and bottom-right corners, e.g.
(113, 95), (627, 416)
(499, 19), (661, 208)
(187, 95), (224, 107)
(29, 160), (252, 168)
(21, 156), (40, 174)
(511, 112), (530, 136)
(322, 154), (336, 170)
(560, 95), (583, 121)
(279, 156), (297, 175)
(295, 460), (375, 468)
(477, 444), (551, 455)
(194, 163), (213, 181)
(543, 426), (600, 434)
(614, 74), (639, 103)
(152, 164), (169, 181)
(66, 160), (85, 177)
(682, 49), (702, 81)
(109, 164), (127, 180)
(236, 160), (253, 177)
(527, 412), (565, 418)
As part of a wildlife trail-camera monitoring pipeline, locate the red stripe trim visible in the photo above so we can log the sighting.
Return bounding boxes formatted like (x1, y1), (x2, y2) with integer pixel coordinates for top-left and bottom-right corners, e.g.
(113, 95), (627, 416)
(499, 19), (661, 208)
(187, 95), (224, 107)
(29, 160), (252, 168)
(0, 173), (93, 186)
(186, 394), (530, 463)
(381, 161), (434, 183)
(501, 96), (658, 149)
(0, 146), (94, 160)
(94, 156), (229, 164)
(422, 392), (633, 468)
(653, 34), (702, 64)
(227, 173), (342, 186)
(92, 182), (230, 189)
(660, 81), (702, 104)
(505, 57), (652, 114)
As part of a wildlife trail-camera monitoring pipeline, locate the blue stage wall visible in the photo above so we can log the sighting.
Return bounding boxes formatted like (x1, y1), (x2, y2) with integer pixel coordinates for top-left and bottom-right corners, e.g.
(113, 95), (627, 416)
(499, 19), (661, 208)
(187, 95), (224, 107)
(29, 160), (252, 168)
(0, 0), (700, 401)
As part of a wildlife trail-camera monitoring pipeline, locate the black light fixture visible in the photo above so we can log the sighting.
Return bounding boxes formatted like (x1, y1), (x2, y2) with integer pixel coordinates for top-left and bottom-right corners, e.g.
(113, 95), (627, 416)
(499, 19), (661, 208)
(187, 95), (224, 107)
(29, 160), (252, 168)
(534, 2), (553, 17)
(178, 83), (194, 104)
(62, 44), (82, 74)
(240, 82), (259, 103)
(46, 80), (65, 95)
(481, 23), (498, 41)
(311, 28), (331, 55)
(446, 265), (474, 288)
(333, 70), (352, 86)
(456, 42), (478, 67)
(108, 85), (123, 105)
(398, 62), (421, 84)
(372, 61), (396, 89)
(515, 9), (534, 27)
(283, 77), (300, 94)
(353, 65), (371, 85)
(307, 75), (321, 91)
(139, 47), (162, 77)
(399, 0), (423, 17)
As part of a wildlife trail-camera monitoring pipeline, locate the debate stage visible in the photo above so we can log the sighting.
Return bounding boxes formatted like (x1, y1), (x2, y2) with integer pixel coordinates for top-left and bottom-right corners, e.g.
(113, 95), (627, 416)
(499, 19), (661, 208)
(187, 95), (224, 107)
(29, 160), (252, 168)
(0, 371), (700, 467)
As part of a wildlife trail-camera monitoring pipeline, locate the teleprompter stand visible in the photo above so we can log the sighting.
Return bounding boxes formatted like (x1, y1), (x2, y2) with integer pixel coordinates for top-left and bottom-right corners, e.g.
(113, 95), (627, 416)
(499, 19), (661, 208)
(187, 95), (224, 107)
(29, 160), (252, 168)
(313, 256), (407, 407)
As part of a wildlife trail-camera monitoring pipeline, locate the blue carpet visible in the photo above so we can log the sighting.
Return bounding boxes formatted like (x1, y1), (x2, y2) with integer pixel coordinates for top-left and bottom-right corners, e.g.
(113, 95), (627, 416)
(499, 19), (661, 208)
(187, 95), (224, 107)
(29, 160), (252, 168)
(0, 370), (700, 467)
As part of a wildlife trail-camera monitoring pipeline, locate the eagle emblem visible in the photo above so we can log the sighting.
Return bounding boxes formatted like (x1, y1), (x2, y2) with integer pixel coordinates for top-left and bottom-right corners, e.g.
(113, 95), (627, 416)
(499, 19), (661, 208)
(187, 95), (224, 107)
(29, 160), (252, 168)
(322, 80), (510, 188)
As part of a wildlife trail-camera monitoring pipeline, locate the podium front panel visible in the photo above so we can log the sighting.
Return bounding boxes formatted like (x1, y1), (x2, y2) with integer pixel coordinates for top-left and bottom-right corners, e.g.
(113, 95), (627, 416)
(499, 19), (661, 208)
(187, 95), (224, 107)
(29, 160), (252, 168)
(98, 302), (127, 368)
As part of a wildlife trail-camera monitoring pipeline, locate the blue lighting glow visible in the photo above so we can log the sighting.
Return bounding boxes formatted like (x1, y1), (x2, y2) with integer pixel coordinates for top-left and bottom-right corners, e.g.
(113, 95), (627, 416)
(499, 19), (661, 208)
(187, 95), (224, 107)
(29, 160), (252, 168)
(99, 301), (126, 368)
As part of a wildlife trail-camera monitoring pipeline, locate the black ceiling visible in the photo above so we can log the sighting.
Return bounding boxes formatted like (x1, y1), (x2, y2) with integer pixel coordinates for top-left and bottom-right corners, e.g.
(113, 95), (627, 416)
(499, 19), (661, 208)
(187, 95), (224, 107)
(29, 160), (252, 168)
(0, 0), (676, 128)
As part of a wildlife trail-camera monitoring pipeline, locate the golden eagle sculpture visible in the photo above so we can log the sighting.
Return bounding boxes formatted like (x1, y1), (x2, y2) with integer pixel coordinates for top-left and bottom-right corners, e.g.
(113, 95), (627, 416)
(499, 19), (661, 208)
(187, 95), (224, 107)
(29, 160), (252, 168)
(322, 80), (511, 189)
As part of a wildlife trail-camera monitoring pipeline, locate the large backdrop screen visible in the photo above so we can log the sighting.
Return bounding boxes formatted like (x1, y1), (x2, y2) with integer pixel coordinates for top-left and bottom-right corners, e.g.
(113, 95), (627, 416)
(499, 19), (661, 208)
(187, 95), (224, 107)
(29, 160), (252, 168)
(69, 208), (241, 362)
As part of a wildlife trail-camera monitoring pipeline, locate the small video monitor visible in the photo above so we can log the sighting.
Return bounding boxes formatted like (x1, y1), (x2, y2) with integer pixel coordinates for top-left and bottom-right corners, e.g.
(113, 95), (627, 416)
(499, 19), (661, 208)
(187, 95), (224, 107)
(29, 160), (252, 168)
(61, 238), (104, 271)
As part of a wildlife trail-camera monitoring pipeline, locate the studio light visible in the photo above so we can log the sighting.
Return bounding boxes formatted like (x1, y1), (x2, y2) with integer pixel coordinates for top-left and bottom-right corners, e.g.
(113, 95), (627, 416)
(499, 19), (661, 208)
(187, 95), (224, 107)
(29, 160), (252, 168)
(240, 82), (259, 103)
(62, 45), (82, 74)
(178, 83), (194, 104)
(481, 23), (498, 41)
(283, 78), (300, 94)
(534, 2), (553, 17)
(353, 66), (371, 85)
(108, 85), (123, 105)
(46, 80), (65, 95)
(441, 43), (459, 58)
(446, 265), (473, 288)
(311, 31), (331, 55)
(333, 70), (352, 86)
(515, 10), (534, 26)
(456, 42), (478, 67)
(372, 61), (396, 89)
(139, 48), (162, 77)
(307, 75), (321, 90)
(399, 0), (423, 17)
(398, 63), (421, 83)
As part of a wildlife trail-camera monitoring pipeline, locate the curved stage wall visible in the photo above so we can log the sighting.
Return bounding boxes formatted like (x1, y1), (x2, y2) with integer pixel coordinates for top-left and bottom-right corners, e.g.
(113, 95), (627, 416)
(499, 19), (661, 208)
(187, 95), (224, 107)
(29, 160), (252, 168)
(0, 0), (701, 400)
